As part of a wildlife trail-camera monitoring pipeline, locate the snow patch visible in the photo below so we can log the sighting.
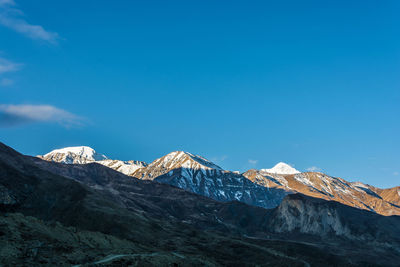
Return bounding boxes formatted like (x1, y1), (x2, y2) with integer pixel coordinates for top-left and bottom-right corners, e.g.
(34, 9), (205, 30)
(351, 182), (369, 189)
(293, 173), (314, 187)
(234, 191), (243, 200)
(98, 160), (146, 175)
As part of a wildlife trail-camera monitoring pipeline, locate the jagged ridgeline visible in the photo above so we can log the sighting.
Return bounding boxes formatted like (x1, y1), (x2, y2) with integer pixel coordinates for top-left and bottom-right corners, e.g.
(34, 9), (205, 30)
(1, 142), (400, 266)
(39, 146), (400, 216)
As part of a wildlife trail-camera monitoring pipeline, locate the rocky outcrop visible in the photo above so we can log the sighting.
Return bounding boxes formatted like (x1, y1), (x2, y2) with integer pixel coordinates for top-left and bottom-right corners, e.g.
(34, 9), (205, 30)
(269, 194), (352, 237)
(268, 194), (400, 246)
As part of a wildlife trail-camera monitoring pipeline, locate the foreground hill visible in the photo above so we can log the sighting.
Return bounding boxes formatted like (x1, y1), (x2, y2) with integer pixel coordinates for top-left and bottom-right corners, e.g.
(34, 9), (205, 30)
(2, 142), (400, 265)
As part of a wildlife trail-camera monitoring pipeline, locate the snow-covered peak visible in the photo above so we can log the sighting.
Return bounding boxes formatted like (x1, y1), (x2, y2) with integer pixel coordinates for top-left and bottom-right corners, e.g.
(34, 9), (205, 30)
(131, 151), (223, 180)
(155, 151), (223, 170)
(39, 146), (147, 174)
(261, 162), (300, 175)
(44, 146), (108, 162)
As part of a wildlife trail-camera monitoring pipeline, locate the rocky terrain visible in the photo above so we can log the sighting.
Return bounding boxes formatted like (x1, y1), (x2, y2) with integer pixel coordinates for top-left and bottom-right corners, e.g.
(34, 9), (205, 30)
(2, 142), (400, 266)
(40, 146), (400, 216)
(40, 149), (290, 210)
(244, 170), (400, 216)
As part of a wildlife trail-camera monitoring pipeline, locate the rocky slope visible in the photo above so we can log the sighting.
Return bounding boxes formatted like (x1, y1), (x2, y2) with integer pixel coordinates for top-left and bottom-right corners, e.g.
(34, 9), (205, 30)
(39, 149), (289, 209)
(0, 213), (348, 267)
(132, 151), (289, 209)
(39, 146), (400, 216)
(2, 142), (400, 266)
(269, 194), (400, 240)
(243, 170), (400, 216)
(373, 185), (400, 207)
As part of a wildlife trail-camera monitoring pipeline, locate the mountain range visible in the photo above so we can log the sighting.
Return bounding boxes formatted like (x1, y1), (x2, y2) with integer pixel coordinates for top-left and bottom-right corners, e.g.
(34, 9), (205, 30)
(39, 146), (400, 216)
(1, 142), (400, 266)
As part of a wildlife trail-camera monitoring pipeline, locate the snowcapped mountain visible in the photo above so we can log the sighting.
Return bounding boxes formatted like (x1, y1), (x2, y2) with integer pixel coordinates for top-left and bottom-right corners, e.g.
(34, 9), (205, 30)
(38, 147), (400, 216)
(260, 162), (300, 175)
(38, 148), (288, 209)
(39, 146), (108, 163)
(132, 151), (222, 180)
(38, 146), (147, 176)
(132, 151), (288, 209)
(243, 170), (400, 216)
(5, 141), (400, 267)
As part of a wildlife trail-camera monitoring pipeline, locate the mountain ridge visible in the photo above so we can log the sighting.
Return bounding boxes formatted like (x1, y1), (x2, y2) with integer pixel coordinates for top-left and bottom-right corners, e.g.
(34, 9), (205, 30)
(39, 146), (147, 176)
(37, 146), (400, 216)
(2, 141), (400, 266)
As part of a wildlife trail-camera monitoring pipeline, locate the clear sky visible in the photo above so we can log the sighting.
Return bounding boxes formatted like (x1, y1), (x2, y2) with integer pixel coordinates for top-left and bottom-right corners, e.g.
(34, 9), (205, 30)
(0, 0), (399, 188)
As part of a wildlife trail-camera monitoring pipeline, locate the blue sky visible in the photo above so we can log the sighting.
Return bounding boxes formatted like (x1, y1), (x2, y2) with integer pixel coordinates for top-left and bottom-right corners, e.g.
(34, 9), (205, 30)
(0, 0), (399, 188)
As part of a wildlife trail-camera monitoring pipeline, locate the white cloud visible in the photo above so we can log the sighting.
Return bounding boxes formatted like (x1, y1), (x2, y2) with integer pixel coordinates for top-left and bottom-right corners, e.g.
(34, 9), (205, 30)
(248, 159), (258, 165)
(394, 172), (399, 176)
(0, 0), (59, 44)
(0, 57), (21, 74)
(0, 104), (84, 127)
(0, 57), (21, 86)
(306, 166), (321, 172)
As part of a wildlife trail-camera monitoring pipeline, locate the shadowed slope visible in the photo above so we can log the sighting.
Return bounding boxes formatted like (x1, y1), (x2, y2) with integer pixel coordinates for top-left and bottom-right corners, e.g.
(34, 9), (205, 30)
(1, 142), (400, 266)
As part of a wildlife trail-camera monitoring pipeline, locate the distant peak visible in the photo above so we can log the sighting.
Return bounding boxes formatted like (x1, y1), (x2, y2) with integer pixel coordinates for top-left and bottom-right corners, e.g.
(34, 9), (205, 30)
(44, 146), (108, 161)
(261, 162), (300, 175)
(47, 146), (94, 153)
(156, 150), (223, 170)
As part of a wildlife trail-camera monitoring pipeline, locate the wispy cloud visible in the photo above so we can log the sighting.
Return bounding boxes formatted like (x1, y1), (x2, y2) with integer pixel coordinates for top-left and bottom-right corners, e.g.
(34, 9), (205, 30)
(0, 0), (59, 44)
(306, 166), (322, 172)
(0, 57), (22, 74)
(394, 172), (399, 176)
(0, 104), (84, 127)
(0, 57), (22, 86)
(248, 159), (258, 165)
